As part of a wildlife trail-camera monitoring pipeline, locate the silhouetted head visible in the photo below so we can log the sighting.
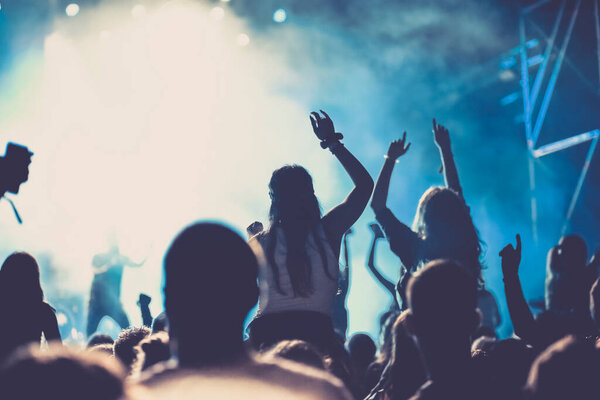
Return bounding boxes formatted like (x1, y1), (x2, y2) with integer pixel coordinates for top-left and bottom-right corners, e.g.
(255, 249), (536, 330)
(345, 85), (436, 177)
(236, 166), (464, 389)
(545, 235), (589, 312)
(136, 331), (170, 371)
(413, 187), (483, 286)
(346, 333), (376, 368)
(0, 143), (32, 195)
(164, 222), (259, 347)
(407, 259), (479, 342)
(87, 344), (115, 357)
(87, 333), (114, 348)
(262, 340), (326, 370)
(114, 326), (150, 373)
(268, 165), (321, 225)
(0, 252), (44, 305)
(0, 344), (125, 400)
(524, 335), (600, 400)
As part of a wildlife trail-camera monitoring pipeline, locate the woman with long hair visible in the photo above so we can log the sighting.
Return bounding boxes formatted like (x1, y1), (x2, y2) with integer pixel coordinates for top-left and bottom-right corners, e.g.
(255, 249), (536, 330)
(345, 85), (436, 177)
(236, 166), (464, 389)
(249, 110), (373, 353)
(370, 120), (500, 332)
(0, 252), (61, 361)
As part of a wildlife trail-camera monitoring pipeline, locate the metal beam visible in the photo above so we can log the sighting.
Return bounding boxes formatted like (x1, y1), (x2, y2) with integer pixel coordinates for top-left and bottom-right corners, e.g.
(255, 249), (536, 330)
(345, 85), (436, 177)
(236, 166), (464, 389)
(531, 0), (581, 147)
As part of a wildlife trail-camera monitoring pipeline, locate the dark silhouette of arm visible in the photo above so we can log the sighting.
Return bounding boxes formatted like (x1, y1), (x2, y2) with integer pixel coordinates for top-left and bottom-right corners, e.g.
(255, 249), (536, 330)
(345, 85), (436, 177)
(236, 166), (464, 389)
(138, 293), (153, 328)
(367, 232), (396, 297)
(309, 111), (373, 250)
(370, 134), (420, 269)
(433, 119), (463, 197)
(500, 235), (539, 345)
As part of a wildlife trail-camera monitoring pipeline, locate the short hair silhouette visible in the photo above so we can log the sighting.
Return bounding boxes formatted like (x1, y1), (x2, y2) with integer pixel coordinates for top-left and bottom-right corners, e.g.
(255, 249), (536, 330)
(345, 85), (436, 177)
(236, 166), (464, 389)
(114, 326), (150, 372)
(165, 222), (259, 322)
(0, 344), (125, 400)
(525, 335), (600, 400)
(346, 333), (376, 368)
(164, 222), (259, 364)
(87, 333), (114, 348)
(407, 259), (478, 338)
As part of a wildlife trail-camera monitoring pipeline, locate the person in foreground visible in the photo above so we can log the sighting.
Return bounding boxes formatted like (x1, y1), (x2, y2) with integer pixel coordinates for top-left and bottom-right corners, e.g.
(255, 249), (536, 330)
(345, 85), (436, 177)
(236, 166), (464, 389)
(141, 222), (353, 399)
(249, 110), (373, 354)
(405, 259), (485, 400)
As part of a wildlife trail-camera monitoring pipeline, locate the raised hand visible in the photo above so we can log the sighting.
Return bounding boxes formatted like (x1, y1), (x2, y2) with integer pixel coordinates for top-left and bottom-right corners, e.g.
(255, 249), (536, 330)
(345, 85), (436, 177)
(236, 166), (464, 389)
(387, 131), (411, 161)
(433, 119), (451, 150)
(137, 293), (151, 307)
(369, 223), (384, 239)
(500, 234), (522, 278)
(246, 221), (264, 238)
(310, 110), (340, 142)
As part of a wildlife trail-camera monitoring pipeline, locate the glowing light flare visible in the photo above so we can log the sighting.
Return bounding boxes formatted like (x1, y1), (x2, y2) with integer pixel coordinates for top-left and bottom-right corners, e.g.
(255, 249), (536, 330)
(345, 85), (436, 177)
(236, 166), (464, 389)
(131, 4), (146, 19)
(65, 3), (80, 17)
(209, 6), (225, 20)
(236, 33), (250, 46)
(273, 8), (287, 23)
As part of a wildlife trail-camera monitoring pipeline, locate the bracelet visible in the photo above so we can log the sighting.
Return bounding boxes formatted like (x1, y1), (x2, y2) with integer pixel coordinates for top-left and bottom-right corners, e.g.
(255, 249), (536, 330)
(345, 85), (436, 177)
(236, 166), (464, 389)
(383, 154), (399, 163)
(328, 141), (344, 153)
(320, 132), (344, 149)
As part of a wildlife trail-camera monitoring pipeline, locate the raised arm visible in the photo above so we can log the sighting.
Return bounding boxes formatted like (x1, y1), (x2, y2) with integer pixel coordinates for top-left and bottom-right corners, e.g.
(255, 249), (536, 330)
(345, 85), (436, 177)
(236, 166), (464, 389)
(370, 134), (420, 269)
(311, 111), (374, 246)
(500, 234), (539, 346)
(367, 223), (396, 299)
(433, 119), (463, 198)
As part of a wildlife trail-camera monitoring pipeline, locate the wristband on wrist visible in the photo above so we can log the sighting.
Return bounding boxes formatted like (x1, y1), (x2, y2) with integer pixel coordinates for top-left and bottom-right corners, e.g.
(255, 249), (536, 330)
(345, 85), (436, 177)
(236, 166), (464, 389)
(383, 154), (399, 163)
(328, 141), (344, 153)
(320, 132), (344, 149)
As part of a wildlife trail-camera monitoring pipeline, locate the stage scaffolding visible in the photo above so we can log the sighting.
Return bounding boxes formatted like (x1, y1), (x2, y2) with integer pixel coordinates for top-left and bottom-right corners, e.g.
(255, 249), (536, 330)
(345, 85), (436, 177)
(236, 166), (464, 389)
(517, 0), (600, 241)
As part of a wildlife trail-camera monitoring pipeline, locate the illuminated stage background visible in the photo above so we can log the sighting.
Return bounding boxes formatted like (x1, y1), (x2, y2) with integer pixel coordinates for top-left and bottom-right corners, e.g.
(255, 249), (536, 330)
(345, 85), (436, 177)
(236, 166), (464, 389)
(0, 0), (598, 341)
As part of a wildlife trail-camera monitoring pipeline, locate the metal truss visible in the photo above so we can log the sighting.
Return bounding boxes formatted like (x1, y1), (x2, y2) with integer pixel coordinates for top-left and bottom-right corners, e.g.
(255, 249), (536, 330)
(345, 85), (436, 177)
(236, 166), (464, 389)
(519, 0), (600, 239)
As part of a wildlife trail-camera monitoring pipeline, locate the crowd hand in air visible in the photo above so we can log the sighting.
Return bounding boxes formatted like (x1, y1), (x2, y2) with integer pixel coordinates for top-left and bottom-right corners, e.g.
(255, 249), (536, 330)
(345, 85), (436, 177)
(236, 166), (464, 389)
(432, 119), (451, 151)
(246, 221), (264, 238)
(386, 132), (411, 161)
(500, 234), (522, 279)
(310, 110), (343, 147)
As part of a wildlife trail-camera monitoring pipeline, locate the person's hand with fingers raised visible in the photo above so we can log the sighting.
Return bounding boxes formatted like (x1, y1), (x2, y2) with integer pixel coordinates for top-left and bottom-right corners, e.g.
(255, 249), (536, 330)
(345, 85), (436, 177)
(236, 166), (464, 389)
(432, 118), (451, 151)
(500, 234), (522, 280)
(386, 131), (411, 162)
(309, 110), (344, 149)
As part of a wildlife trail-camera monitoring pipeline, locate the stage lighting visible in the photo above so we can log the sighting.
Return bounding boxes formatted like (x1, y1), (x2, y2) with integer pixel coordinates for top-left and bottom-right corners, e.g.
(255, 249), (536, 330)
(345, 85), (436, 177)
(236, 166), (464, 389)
(220, 0), (231, 2)
(210, 6), (225, 20)
(131, 4), (146, 19)
(236, 33), (250, 46)
(65, 3), (80, 17)
(273, 8), (287, 23)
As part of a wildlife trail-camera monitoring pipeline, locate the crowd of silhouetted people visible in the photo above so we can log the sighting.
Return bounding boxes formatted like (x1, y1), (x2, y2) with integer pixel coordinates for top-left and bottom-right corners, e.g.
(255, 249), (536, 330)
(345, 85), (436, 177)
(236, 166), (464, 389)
(0, 111), (599, 399)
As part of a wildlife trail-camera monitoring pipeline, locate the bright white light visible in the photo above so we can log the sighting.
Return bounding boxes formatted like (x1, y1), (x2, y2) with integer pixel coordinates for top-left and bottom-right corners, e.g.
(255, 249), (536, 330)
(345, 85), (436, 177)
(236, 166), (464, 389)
(220, 0), (231, 2)
(273, 8), (287, 23)
(236, 33), (250, 46)
(209, 6), (225, 20)
(65, 3), (80, 17)
(56, 312), (68, 326)
(131, 4), (146, 19)
(99, 30), (112, 41)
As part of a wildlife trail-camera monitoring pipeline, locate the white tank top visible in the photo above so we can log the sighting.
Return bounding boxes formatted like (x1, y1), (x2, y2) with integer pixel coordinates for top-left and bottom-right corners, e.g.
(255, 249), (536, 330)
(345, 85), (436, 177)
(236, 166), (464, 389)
(250, 224), (339, 317)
